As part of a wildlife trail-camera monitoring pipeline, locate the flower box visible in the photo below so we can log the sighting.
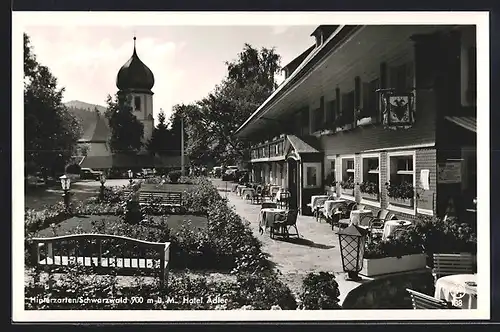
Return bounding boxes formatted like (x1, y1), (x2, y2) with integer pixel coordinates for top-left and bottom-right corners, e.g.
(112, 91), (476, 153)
(356, 116), (375, 127)
(360, 253), (427, 277)
(388, 197), (414, 208)
(361, 192), (379, 201)
(341, 187), (355, 196)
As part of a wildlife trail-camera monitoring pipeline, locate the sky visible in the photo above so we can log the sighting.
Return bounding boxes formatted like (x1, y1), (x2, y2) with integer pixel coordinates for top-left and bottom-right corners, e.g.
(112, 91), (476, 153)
(24, 25), (316, 122)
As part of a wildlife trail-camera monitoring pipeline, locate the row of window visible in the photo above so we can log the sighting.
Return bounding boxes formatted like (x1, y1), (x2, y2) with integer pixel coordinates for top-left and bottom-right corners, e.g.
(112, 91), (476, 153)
(318, 152), (417, 214)
(300, 61), (415, 135)
(251, 140), (285, 159)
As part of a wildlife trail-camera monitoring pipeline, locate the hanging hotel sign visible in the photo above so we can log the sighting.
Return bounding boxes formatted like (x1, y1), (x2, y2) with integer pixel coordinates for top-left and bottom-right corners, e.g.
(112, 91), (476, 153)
(378, 89), (415, 130)
(437, 161), (462, 184)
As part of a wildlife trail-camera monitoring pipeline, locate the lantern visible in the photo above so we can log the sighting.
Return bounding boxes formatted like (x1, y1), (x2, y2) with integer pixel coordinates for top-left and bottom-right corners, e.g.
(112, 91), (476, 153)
(99, 172), (106, 200)
(127, 169), (133, 185)
(338, 224), (369, 280)
(59, 174), (71, 191)
(59, 174), (71, 209)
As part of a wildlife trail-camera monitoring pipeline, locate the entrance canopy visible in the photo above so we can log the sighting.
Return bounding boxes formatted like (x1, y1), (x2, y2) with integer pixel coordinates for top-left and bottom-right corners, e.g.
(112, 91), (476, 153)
(284, 135), (321, 161)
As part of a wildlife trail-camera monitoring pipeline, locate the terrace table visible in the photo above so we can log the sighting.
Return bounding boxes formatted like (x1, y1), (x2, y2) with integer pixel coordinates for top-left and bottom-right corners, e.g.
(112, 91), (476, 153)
(236, 185), (246, 196)
(324, 199), (346, 219)
(350, 209), (373, 226)
(434, 274), (477, 309)
(307, 195), (329, 213)
(382, 220), (412, 240)
(241, 187), (255, 200)
(259, 207), (286, 233)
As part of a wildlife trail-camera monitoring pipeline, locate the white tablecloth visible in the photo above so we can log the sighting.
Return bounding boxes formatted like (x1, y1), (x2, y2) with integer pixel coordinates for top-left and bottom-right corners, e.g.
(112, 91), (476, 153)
(236, 185), (246, 196)
(382, 220), (412, 240)
(308, 195), (329, 211)
(241, 187), (255, 199)
(350, 209), (373, 226)
(324, 199), (346, 219)
(434, 274), (477, 309)
(259, 208), (286, 230)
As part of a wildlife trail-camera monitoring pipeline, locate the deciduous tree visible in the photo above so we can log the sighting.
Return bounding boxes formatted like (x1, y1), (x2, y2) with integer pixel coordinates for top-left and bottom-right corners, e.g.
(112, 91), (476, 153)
(24, 33), (82, 178)
(104, 93), (144, 154)
(175, 44), (281, 165)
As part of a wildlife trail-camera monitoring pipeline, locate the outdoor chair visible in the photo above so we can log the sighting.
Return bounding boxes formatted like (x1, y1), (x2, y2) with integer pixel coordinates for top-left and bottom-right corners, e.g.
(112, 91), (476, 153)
(315, 195), (335, 222)
(252, 186), (263, 205)
(432, 253), (475, 282)
(360, 209), (397, 241)
(278, 191), (291, 210)
(270, 209), (299, 239)
(406, 289), (455, 309)
(331, 201), (357, 231)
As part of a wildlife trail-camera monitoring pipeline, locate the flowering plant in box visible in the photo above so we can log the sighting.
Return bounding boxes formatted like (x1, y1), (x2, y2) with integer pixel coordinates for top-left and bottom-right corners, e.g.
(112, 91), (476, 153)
(340, 177), (354, 189)
(386, 181), (414, 200)
(359, 181), (379, 195)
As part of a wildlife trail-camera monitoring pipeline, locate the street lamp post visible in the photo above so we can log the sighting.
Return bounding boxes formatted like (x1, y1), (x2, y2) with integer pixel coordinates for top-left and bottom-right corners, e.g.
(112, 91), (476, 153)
(181, 116), (185, 176)
(99, 172), (107, 200)
(128, 169), (133, 185)
(59, 174), (71, 210)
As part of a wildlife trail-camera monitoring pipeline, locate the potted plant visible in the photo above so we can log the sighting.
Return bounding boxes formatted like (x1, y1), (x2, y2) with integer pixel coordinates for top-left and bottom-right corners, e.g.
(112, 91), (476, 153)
(386, 181), (414, 207)
(355, 108), (375, 127)
(359, 181), (379, 201)
(361, 230), (426, 277)
(340, 177), (355, 196)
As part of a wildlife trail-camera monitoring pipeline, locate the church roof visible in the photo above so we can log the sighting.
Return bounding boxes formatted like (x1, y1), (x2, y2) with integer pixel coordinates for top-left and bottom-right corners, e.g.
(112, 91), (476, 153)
(116, 37), (155, 92)
(78, 112), (110, 143)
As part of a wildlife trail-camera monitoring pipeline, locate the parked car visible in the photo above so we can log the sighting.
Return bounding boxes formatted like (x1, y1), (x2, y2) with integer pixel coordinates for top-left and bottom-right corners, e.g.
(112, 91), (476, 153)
(80, 168), (101, 180)
(141, 168), (155, 178)
(222, 168), (239, 181)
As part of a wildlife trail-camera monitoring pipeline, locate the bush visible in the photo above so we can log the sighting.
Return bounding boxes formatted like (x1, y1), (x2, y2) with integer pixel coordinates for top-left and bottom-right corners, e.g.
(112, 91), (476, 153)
(299, 272), (341, 309)
(363, 215), (477, 261)
(168, 170), (182, 183)
(65, 163), (81, 174)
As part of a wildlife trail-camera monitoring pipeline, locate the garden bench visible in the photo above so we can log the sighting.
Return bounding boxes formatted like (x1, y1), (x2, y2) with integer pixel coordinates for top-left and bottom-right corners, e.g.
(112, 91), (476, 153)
(138, 191), (183, 207)
(31, 234), (170, 288)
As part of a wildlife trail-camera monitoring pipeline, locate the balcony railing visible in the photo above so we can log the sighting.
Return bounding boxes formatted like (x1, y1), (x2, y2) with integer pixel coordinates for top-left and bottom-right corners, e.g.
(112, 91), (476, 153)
(250, 136), (286, 161)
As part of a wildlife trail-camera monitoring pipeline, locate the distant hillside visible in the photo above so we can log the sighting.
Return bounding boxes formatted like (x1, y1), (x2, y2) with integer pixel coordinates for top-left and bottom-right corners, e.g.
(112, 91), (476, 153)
(65, 100), (109, 141)
(65, 100), (107, 113)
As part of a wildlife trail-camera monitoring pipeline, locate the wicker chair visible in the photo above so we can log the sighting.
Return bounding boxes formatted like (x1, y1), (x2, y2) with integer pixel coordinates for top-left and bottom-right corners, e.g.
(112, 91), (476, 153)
(278, 190), (291, 210)
(271, 209), (299, 239)
(360, 209), (397, 241)
(331, 201), (357, 231)
(252, 186), (263, 204)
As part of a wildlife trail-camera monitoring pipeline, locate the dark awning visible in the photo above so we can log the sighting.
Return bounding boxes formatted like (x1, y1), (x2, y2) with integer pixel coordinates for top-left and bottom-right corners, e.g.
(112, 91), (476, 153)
(445, 116), (476, 133)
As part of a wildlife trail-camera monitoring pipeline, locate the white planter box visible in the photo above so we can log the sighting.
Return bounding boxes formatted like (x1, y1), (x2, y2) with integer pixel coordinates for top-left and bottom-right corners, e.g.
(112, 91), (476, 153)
(360, 253), (427, 277)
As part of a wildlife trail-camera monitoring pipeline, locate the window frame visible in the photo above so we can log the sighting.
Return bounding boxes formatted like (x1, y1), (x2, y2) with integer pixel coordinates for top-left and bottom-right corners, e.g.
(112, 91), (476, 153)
(339, 154), (356, 201)
(303, 162), (322, 189)
(360, 153), (382, 208)
(134, 96), (141, 111)
(386, 150), (417, 215)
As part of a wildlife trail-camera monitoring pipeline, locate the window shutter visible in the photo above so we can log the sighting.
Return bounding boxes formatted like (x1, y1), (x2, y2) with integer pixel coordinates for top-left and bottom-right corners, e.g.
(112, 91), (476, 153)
(326, 100), (333, 124)
(406, 62), (414, 91)
(354, 76), (361, 109)
(335, 87), (341, 118)
(320, 96), (325, 127)
(467, 46), (476, 105)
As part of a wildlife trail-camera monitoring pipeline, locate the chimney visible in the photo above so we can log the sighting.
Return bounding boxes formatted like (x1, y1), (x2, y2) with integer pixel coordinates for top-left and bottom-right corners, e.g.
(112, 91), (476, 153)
(311, 25), (339, 47)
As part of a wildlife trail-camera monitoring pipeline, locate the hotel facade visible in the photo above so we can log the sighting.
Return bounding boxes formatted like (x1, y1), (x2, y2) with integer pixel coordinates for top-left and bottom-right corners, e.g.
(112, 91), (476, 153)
(235, 25), (477, 221)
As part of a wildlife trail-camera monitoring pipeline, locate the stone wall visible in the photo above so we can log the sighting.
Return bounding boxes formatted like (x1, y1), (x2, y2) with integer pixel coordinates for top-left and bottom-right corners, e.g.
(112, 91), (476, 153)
(341, 269), (435, 309)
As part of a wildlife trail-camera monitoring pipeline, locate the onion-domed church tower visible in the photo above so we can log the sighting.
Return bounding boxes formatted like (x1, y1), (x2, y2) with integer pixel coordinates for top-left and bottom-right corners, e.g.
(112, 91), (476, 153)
(116, 36), (155, 148)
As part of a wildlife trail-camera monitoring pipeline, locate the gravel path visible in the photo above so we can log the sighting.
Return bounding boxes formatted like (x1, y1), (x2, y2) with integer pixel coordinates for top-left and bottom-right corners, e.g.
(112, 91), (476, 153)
(213, 179), (344, 298)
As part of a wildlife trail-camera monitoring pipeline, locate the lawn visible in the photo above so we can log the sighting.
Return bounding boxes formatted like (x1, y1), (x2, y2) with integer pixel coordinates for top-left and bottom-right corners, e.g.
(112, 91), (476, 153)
(34, 214), (208, 237)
